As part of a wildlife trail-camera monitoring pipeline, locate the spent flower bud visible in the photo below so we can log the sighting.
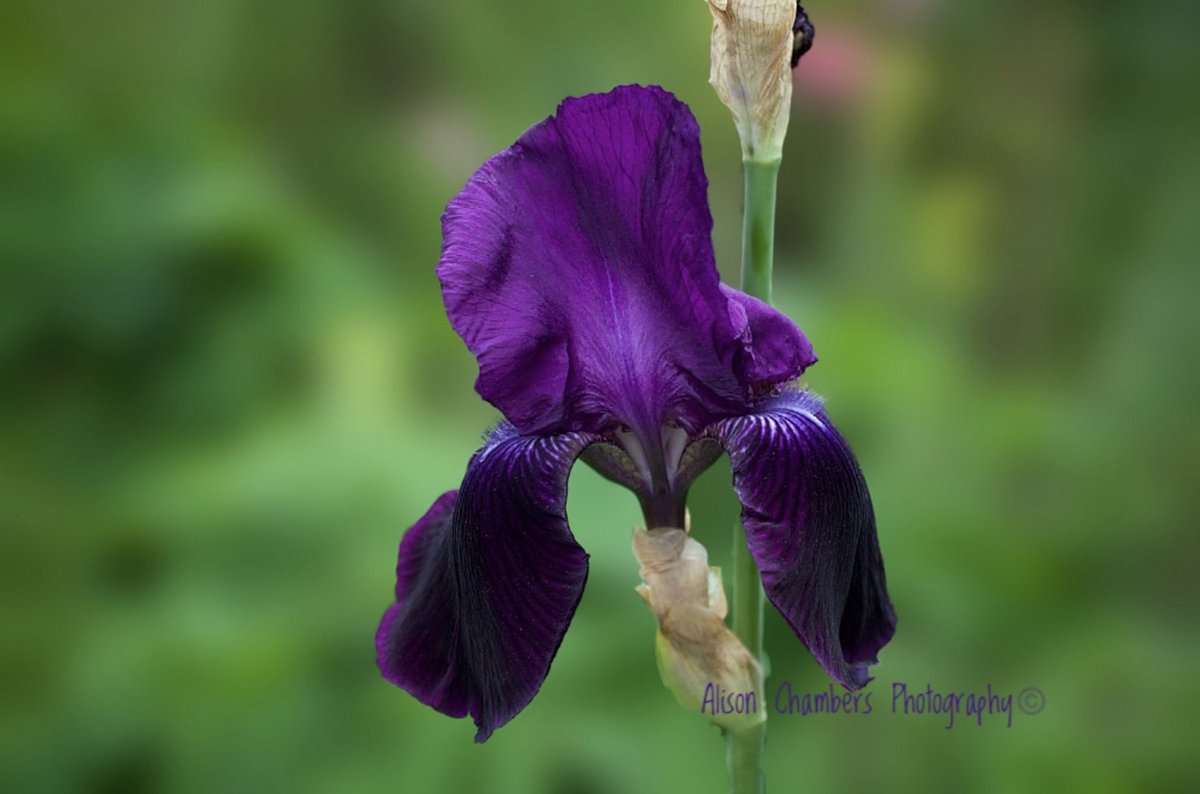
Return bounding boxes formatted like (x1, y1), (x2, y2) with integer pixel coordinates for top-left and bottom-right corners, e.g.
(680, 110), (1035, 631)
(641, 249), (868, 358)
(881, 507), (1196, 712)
(705, 0), (802, 161)
(634, 527), (764, 732)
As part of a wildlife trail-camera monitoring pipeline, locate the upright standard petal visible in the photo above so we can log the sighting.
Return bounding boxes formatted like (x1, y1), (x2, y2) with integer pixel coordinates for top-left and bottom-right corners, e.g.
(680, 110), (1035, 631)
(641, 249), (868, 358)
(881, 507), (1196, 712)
(706, 390), (896, 688)
(721, 284), (816, 395)
(437, 85), (810, 440)
(375, 425), (597, 741)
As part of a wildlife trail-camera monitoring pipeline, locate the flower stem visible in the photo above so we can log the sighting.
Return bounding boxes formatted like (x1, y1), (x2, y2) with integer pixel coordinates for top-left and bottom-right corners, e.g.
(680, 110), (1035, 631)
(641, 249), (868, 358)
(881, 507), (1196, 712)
(739, 158), (780, 303)
(727, 157), (780, 794)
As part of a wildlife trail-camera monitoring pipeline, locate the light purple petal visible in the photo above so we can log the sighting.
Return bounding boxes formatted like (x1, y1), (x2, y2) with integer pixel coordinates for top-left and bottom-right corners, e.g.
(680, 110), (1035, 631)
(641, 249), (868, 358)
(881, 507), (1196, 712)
(707, 390), (896, 688)
(438, 85), (808, 440)
(375, 426), (597, 741)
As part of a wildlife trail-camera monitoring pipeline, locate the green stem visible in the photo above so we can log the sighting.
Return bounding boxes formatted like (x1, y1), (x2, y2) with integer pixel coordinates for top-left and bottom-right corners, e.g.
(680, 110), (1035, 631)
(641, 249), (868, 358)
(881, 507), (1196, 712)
(739, 159), (779, 303)
(727, 157), (780, 794)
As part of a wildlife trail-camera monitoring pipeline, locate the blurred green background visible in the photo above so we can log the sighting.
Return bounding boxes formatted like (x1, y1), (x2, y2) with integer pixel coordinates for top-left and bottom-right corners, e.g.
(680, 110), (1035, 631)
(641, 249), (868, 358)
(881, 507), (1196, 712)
(3, 0), (1198, 792)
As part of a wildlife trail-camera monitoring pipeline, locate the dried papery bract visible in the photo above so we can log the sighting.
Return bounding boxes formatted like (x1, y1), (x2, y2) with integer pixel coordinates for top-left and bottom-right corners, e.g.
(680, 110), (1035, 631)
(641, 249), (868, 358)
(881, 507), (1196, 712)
(706, 0), (797, 161)
(634, 527), (764, 732)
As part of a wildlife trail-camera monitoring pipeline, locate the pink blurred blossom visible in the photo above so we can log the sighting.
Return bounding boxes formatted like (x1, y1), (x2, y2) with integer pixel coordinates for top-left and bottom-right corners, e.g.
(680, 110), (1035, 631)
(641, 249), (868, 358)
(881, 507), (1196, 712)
(793, 25), (874, 108)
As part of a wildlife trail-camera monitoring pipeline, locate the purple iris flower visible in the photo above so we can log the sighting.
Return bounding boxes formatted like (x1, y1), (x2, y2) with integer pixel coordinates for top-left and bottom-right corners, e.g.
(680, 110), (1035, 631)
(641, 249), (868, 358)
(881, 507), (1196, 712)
(376, 85), (896, 741)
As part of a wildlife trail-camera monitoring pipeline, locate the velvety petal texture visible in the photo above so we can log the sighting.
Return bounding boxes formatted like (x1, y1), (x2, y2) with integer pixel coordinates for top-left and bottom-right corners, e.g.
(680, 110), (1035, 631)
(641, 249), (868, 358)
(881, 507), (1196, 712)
(721, 284), (817, 394)
(437, 85), (810, 440)
(375, 425), (597, 741)
(707, 390), (896, 688)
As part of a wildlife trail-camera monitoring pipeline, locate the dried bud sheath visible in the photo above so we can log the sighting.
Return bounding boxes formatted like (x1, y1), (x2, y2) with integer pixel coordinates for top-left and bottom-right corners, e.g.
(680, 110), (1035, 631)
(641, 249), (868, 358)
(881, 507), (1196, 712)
(706, 0), (798, 161)
(634, 527), (764, 732)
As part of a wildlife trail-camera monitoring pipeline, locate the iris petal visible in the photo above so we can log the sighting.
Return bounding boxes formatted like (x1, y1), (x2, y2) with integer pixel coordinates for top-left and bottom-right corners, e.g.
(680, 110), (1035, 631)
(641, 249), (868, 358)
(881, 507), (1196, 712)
(706, 390), (896, 688)
(375, 425), (597, 741)
(437, 84), (811, 438)
(721, 284), (817, 392)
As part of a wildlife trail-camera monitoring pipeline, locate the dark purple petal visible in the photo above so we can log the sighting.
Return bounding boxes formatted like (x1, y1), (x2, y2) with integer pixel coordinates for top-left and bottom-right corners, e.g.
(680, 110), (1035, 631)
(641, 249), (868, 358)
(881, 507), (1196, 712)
(722, 284), (817, 394)
(437, 85), (807, 440)
(375, 426), (597, 741)
(707, 390), (896, 688)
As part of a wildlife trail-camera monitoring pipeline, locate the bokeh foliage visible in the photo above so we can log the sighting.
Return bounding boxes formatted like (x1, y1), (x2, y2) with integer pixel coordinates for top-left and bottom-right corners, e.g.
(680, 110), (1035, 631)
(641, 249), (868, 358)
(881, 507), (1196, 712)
(2, 0), (1198, 792)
